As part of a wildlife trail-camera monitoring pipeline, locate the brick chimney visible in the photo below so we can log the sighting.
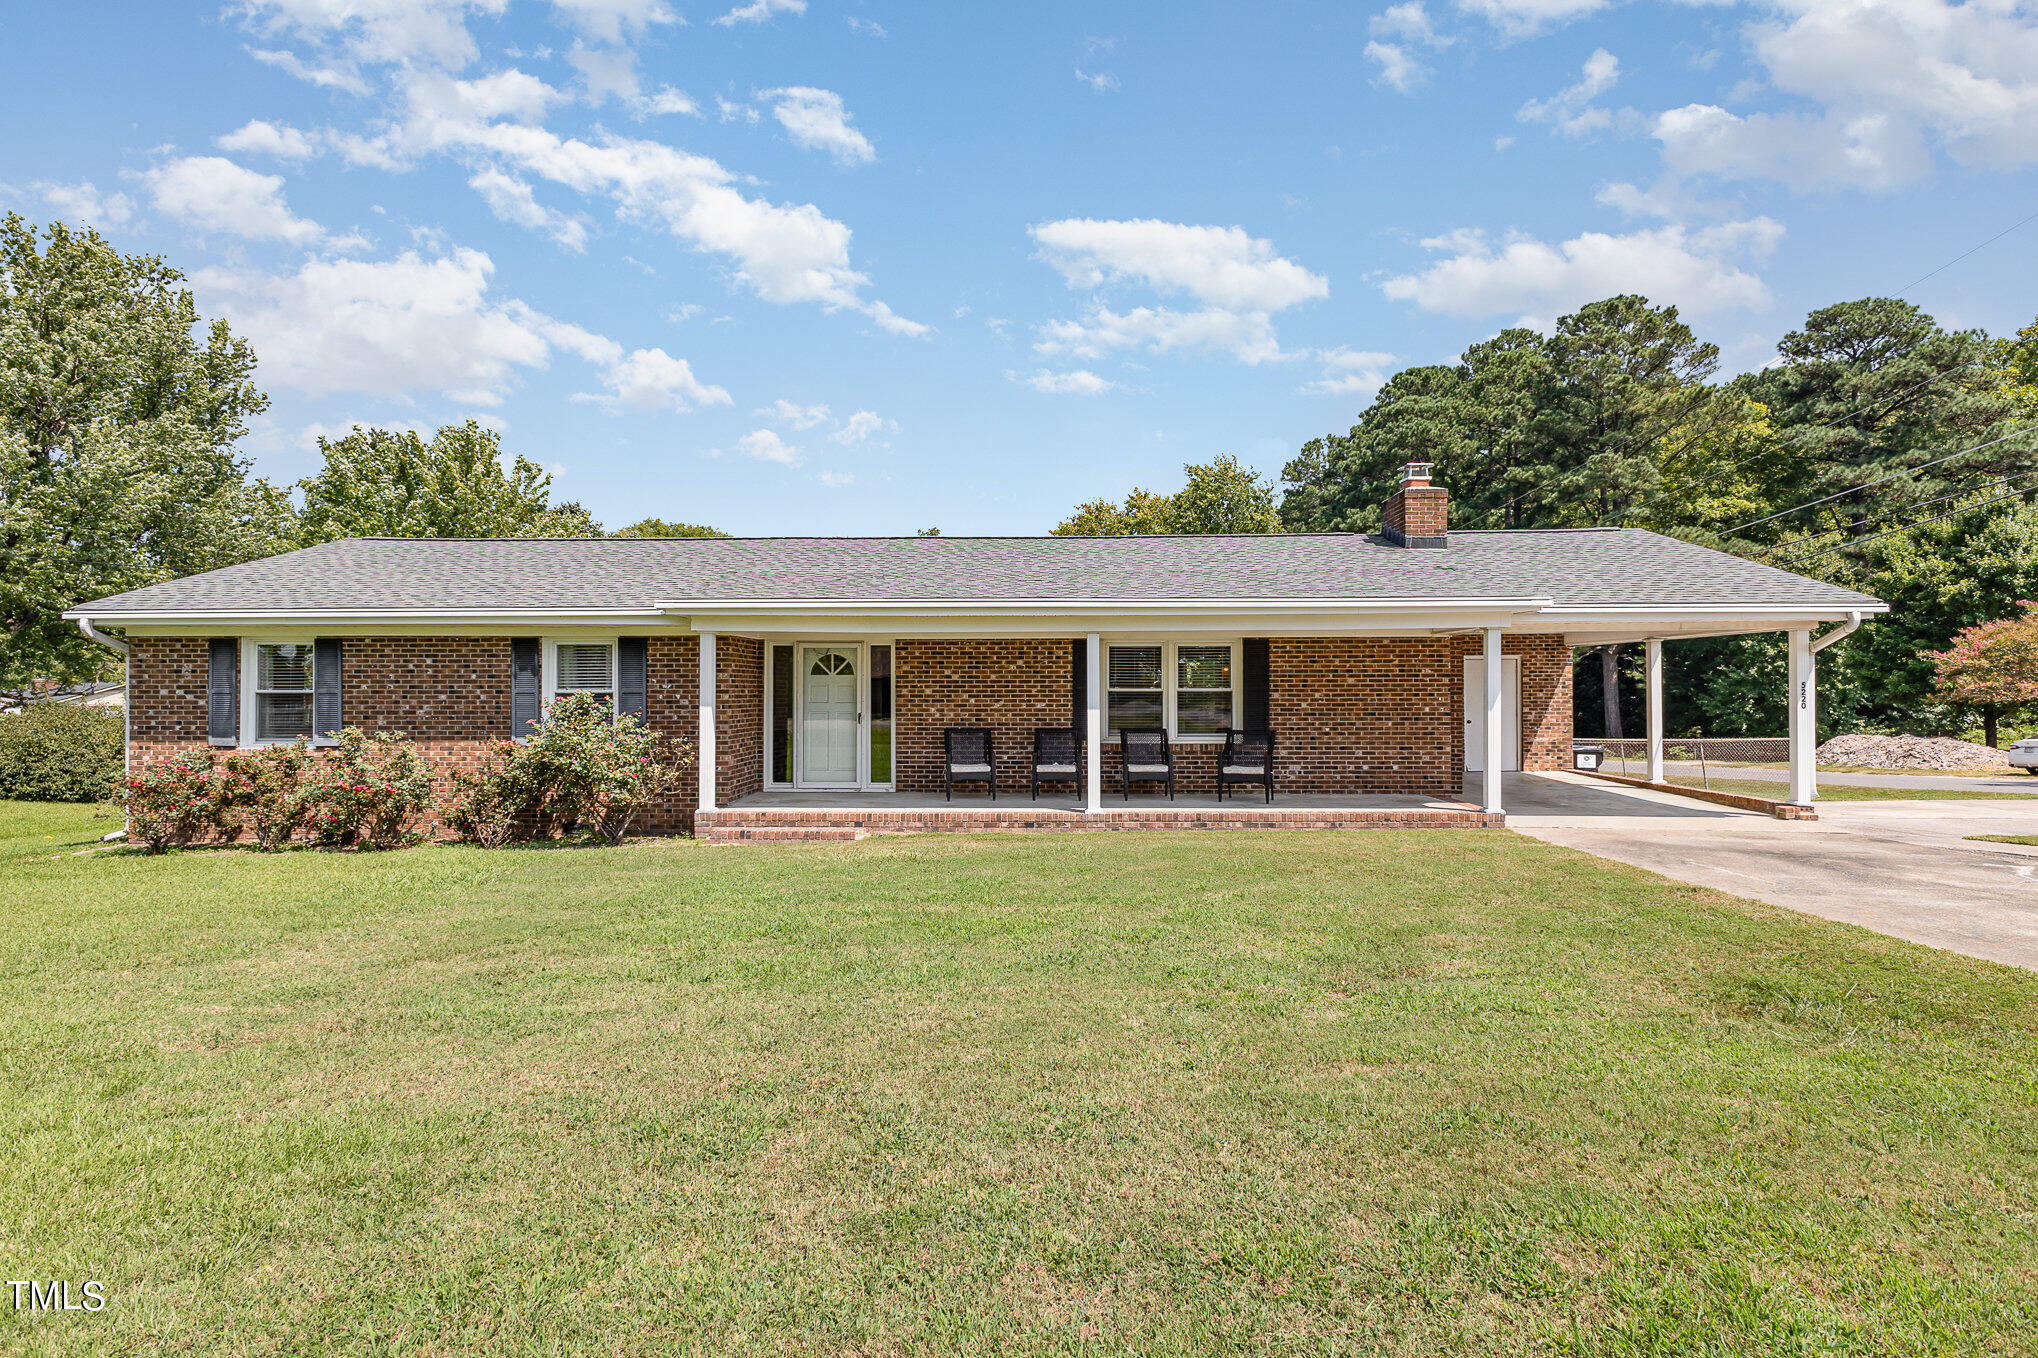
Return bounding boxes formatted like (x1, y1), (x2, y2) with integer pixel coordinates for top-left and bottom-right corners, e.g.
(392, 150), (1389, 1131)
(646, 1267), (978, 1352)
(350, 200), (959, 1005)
(1381, 461), (1449, 547)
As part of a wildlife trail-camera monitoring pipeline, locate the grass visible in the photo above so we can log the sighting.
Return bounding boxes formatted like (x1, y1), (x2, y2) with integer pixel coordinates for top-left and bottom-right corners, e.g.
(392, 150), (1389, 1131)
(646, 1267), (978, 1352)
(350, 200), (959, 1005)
(1680, 761), (2026, 778)
(4, 801), (2037, 1356)
(1968, 834), (2038, 846)
(1665, 776), (2038, 802)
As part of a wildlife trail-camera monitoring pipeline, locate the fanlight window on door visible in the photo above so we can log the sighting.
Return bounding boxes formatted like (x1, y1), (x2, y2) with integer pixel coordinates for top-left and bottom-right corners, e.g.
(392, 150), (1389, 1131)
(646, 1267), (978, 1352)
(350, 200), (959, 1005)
(809, 652), (855, 676)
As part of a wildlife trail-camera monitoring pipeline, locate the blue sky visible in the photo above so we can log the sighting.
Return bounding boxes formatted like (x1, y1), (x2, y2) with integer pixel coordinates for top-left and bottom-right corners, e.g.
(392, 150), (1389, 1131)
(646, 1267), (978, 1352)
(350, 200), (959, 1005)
(4, 0), (2034, 535)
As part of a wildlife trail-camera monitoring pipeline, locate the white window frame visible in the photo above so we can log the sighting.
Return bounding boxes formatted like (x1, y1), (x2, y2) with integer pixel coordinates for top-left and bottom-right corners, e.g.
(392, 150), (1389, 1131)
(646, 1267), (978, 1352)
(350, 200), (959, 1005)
(1103, 638), (1240, 743)
(238, 635), (320, 748)
(542, 637), (620, 724)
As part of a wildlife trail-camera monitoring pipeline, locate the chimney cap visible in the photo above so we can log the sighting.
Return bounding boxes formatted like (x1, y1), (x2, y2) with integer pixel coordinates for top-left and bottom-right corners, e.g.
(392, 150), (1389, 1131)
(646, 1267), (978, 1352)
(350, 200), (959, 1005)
(1399, 461), (1434, 486)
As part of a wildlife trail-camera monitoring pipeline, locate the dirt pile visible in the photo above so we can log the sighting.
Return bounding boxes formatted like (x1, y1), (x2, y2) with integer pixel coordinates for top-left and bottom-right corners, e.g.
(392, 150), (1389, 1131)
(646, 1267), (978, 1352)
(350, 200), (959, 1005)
(1814, 733), (2014, 771)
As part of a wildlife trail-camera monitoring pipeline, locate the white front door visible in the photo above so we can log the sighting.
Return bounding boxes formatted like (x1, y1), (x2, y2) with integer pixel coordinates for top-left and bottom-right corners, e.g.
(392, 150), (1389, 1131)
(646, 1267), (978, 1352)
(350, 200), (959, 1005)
(800, 646), (860, 785)
(1462, 655), (1522, 773)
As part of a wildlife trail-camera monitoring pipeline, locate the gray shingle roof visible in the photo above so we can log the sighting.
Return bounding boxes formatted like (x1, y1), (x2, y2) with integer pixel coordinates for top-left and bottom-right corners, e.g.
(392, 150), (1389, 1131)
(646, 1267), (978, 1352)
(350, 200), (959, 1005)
(66, 530), (1881, 615)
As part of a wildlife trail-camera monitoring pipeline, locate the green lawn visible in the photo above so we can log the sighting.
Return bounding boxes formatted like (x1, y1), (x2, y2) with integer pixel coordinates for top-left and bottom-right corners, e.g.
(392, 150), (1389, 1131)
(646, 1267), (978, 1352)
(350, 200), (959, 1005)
(1666, 776), (2038, 802)
(4, 801), (2037, 1356)
(1969, 834), (2038, 846)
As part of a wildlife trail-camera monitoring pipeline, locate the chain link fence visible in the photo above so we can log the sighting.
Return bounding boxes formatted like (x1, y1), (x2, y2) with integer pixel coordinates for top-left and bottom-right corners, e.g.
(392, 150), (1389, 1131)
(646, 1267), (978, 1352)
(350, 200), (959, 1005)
(1575, 738), (1788, 784)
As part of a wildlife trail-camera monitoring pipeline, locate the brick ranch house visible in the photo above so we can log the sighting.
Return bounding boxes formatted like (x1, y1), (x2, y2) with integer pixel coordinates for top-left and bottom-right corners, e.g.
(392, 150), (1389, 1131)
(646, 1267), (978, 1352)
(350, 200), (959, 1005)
(67, 466), (1882, 839)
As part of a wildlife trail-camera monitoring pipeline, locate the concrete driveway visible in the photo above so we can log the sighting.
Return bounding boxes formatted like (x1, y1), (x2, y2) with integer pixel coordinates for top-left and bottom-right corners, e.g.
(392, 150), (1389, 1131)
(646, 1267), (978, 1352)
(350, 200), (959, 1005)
(1503, 772), (2038, 972)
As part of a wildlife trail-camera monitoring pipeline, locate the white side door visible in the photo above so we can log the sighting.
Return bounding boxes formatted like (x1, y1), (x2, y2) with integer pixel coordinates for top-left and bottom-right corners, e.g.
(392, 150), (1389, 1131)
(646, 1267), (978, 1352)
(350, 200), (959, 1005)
(1462, 655), (1522, 773)
(799, 646), (860, 785)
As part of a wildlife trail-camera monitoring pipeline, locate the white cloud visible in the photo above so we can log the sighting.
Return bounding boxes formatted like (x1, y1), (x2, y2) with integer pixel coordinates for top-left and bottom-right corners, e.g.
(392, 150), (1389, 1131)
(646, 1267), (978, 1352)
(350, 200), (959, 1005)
(760, 87), (875, 166)
(1074, 67), (1119, 91)
(828, 409), (894, 442)
(637, 87), (699, 116)
(1029, 218), (1326, 365)
(713, 0), (804, 24)
(733, 428), (801, 464)
(1035, 306), (1286, 365)
(24, 181), (135, 231)
(846, 16), (886, 37)
(1365, 41), (1427, 93)
(1373, 2), (1444, 44)
(1517, 47), (1620, 136)
(217, 119), (320, 160)
(1380, 219), (1783, 321)
(759, 398), (832, 429)
(142, 156), (324, 244)
(387, 109), (920, 331)
(817, 469), (854, 487)
(1455, 0), (1610, 39)
(247, 45), (372, 94)
(1030, 218), (1328, 313)
(1635, 0), (2038, 192)
(1022, 368), (1116, 394)
(567, 44), (641, 104)
(469, 168), (588, 251)
(716, 96), (759, 123)
(191, 246), (724, 412)
(586, 347), (730, 412)
(235, 0), (497, 78)
(549, 0), (676, 44)
(1299, 347), (1397, 398)
(445, 68), (567, 122)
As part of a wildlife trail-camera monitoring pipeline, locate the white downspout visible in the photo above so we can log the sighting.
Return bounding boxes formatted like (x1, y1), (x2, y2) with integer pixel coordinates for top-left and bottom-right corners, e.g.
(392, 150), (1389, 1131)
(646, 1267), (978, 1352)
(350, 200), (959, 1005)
(76, 617), (131, 838)
(1810, 609), (1865, 656)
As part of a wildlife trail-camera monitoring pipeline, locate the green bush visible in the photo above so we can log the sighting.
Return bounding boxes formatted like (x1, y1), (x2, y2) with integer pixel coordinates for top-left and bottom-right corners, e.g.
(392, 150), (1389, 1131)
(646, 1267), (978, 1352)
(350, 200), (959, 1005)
(445, 695), (693, 847)
(0, 702), (124, 802)
(120, 751), (218, 854)
(218, 743), (316, 850)
(301, 729), (435, 850)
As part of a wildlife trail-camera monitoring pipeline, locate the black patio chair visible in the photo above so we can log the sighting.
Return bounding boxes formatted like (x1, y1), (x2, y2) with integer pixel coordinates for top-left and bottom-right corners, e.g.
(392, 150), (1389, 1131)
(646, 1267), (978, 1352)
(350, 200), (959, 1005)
(1119, 727), (1174, 800)
(1217, 729), (1276, 803)
(944, 727), (996, 800)
(1031, 727), (1081, 799)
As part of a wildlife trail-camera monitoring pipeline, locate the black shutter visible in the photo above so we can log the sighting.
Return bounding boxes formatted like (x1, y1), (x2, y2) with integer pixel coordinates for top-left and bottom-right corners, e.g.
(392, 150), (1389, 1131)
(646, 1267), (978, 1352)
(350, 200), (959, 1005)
(313, 638), (343, 744)
(511, 638), (543, 738)
(1070, 637), (1086, 731)
(618, 637), (648, 720)
(1242, 637), (1270, 730)
(208, 638), (238, 746)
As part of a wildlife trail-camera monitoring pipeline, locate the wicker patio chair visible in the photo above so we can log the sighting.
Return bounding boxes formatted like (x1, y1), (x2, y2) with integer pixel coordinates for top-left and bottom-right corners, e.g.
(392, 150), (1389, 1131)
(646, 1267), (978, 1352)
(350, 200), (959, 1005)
(1031, 727), (1081, 799)
(1118, 727), (1174, 800)
(944, 727), (996, 800)
(1217, 729), (1276, 803)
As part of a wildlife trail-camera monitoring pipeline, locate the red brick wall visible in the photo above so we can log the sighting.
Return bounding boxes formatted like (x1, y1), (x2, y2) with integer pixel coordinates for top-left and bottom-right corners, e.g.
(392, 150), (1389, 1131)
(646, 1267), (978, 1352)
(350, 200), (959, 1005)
(717, 636), (764, 805)
(895, 638), (1073, 793)
(127, 634), (713, 836)
(1267, 638), (1459, 795)
(1382, 485), (1449, 542)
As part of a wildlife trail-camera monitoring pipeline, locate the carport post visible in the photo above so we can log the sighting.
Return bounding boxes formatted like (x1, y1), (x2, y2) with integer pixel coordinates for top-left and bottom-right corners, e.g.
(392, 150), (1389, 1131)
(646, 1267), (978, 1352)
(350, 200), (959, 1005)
(1645, 638), (1665, 785)
(1084, 631), (1103, 813)
(1786, 626), (1815, 806)
(698, 631), (717, 814)
(1482, 627), (1504, 814)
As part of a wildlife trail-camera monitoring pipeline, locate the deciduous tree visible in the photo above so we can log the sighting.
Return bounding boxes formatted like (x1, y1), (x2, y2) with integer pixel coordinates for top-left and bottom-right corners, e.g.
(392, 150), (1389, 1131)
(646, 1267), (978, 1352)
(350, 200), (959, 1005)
(0, 215), (293, 699)
(1929, 604), (2038, 747)
(296, 421), (602, 542)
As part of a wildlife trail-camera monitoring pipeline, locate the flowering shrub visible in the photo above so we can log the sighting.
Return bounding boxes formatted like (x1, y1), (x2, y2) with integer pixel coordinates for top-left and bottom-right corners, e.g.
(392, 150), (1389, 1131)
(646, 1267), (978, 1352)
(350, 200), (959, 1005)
(444, 741), (536, 849)
(218, 742), (316, 850)
(1929, 602), (2038, 748)
(527, 692), (693, 845)
(302, 729), (435, 849)
(446, 694), (691, 847)
(120, 751), (219, 854)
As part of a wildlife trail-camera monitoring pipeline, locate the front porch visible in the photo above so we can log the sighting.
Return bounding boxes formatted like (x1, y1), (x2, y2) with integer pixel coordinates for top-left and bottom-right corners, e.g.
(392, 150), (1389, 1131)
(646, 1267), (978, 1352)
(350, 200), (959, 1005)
(694, 786), (1501, 842)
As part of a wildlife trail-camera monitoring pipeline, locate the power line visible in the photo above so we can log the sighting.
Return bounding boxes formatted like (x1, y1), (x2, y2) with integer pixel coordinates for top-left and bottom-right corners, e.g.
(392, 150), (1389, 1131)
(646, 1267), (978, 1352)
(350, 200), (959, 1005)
(1770, 477), (2038, 569)
(1758, 467), (2038, 557)
(1727, 426), (2037, 538)
(1894, 206), (2038, 296)
(1599, 363), (1979, 529)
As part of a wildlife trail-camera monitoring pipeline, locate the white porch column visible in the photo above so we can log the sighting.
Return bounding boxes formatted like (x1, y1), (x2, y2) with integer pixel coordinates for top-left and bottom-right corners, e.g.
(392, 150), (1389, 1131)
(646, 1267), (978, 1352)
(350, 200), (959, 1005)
(1786, 626), (1816, 805)
(1645, 637), (1665, 784)
(1482, 627), (1504, 815)
(1084, 631), (1103, 813)
(697, 630), (718, 813)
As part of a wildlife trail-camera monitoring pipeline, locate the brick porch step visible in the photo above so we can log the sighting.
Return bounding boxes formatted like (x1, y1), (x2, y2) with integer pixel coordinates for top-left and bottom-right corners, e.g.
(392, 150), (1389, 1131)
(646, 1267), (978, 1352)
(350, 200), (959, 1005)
(695, 806), (1501, 842)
